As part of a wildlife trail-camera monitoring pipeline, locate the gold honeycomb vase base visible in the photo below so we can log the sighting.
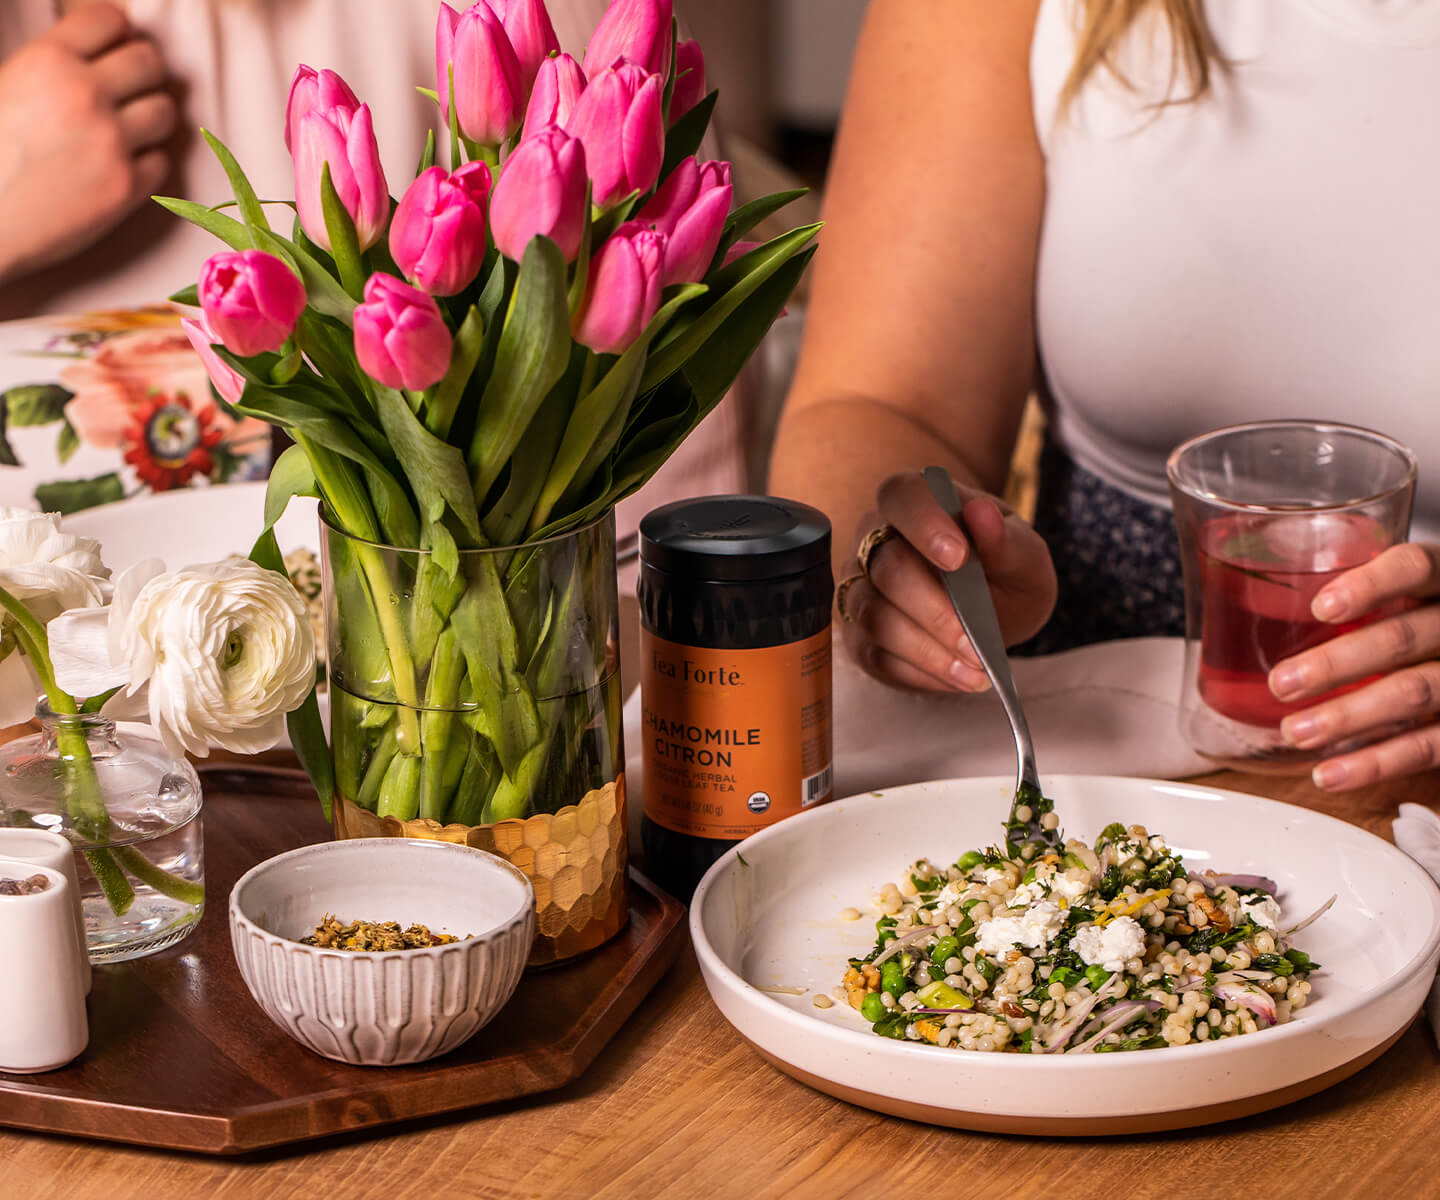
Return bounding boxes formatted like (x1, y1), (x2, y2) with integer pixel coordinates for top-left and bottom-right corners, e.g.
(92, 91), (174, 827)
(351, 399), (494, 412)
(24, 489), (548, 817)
(333, 776), (629, 966)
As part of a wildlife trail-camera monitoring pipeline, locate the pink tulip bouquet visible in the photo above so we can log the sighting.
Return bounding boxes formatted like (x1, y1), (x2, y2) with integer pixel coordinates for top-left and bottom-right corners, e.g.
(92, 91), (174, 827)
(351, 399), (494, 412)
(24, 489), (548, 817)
(159, 0), (818, 830)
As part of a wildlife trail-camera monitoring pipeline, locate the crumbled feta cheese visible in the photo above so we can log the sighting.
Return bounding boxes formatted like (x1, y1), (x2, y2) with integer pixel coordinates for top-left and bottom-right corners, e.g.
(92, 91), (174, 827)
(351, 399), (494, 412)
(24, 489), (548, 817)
(1112, 840), (1143, 862)
(1074, 916), (1146, 971)
(1009, 882), (1041, 909)
(1239, 894), (1282, 931)
(933, 881), (965, 911)
(975, 900), (1065, 955)
(983, 867), (1011, 888)
(1048, 871), (1093, 905)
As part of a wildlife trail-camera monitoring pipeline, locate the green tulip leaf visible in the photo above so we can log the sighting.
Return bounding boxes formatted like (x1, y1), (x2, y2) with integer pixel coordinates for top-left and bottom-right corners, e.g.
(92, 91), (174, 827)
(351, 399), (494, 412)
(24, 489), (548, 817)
(416, 128), (437, 177)
(640, 222), (820, 393)
(319, 163), (366, 299)
(481, 347), (583, 546)
(533, 282), (706, 531)
(263, 443), (318, 532)
(201, 128), (272, 239)
(373, 384), (483, 544)
(168, 283), (201, 307)
(660, 89), (718, 182)
(717, 189), (809, 259)
(154, 196), (253, 251)
(426, 304), (485, 440)
(467, 236), (570, 504)
(251, 527), (335, 818)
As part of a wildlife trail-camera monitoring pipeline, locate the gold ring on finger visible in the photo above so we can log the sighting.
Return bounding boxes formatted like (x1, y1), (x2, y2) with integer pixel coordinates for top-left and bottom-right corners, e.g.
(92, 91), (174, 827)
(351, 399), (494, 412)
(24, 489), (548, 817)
(857, 524), (900, 580)
(835, 573), (864, 623)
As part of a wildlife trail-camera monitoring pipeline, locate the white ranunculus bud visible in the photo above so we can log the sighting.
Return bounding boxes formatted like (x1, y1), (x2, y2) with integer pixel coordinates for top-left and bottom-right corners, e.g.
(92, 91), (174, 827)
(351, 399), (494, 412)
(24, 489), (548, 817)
(0, 506), (110, 618)
(0, 507), (112, 725)
(50, 555), (316, 758)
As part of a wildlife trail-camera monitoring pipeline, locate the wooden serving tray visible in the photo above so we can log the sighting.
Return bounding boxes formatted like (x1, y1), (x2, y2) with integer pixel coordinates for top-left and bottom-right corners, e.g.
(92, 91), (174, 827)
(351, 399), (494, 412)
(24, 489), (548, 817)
(0, 765), (687, 1155)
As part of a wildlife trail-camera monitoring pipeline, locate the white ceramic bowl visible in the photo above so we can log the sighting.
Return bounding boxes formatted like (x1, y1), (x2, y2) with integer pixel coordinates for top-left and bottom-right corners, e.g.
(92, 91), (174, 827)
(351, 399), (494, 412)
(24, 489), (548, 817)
(230, 839), (535, 1066)
(691, 775), (1440, 1134)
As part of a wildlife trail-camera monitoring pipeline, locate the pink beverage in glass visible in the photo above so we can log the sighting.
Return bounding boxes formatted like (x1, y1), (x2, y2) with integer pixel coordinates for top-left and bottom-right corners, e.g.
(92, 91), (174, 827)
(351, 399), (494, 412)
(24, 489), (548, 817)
(1196, 511), (1393, 727)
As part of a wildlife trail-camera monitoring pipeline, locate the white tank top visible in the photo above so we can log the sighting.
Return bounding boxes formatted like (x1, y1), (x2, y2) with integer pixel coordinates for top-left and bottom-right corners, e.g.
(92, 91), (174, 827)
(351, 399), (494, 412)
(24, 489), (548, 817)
(1031, 0), (1440, 542)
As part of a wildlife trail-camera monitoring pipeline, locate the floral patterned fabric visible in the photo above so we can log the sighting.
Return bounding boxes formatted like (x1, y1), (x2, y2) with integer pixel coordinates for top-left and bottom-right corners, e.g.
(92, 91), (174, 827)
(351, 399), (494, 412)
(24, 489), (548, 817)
(0, 309), (270, 514)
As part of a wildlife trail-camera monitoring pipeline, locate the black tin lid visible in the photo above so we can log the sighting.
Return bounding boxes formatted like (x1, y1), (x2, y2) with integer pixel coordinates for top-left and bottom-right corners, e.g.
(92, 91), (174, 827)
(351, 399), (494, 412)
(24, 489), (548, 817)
(639, 494), (831, 582)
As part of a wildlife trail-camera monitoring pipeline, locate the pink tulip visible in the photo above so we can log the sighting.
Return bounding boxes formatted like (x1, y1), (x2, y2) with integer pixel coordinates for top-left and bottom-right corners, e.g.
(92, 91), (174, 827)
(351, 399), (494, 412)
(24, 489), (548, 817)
(489, 0), (561, 90)
(390, 162), (493, 296)
(582, 0), (673, 80)
(572, 223), (666, 354)
(522, 52), (587, 141)
(436, 2), (525, 148)
(565, 61), (664, 209)
(179, 316), (246, 405)
(293, 102), (388, 251)
(354, 275), (454, 391)
(284, 65), (359, 153)
(636, 156), (731, 284)
(489, 126), (588, 263)
(197, 250), (306, 357)
(670, 39), (705, 123)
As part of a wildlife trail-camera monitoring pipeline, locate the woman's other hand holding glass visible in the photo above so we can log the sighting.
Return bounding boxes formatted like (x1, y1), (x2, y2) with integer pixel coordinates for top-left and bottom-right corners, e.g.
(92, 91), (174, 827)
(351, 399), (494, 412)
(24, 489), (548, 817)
(1271, 543), (1440, 788)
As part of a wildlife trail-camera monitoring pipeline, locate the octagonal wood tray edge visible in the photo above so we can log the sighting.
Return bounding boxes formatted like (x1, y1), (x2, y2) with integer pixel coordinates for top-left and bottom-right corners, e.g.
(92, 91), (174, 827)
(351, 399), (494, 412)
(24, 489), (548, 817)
(0, 766), (687, 1156)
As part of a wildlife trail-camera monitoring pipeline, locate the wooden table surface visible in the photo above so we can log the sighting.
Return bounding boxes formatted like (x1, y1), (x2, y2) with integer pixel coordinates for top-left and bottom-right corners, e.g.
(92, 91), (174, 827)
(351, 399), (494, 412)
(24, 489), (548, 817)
(4, 760), (1438, 1199)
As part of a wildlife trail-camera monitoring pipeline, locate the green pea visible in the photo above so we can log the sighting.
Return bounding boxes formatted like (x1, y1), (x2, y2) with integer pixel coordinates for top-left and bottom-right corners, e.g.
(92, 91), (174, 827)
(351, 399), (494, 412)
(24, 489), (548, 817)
(930, 936), (960, 968)
(861, 992), (887, 1022)
(881, 961), (906, 997)
(956, 850), (984, 873)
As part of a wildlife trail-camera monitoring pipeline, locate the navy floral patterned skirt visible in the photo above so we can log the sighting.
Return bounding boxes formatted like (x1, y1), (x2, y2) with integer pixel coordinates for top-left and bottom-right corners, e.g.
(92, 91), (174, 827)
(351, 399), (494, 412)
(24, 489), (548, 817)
(1013, 439), (1186, 656)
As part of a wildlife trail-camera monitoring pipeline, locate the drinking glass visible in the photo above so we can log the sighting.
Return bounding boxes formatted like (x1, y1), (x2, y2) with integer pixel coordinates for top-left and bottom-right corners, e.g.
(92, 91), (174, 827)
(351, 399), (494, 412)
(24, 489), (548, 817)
(1167, 420), (1417, 769)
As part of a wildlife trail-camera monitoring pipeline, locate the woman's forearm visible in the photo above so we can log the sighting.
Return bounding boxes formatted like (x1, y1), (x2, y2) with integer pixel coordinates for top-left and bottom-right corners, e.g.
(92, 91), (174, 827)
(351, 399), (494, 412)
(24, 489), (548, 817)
(769, 394), (991, 578)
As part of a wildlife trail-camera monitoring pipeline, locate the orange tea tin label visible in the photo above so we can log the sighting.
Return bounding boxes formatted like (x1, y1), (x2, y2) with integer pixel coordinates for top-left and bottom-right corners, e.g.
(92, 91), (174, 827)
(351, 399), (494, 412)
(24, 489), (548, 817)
(640, 628), (833, 840)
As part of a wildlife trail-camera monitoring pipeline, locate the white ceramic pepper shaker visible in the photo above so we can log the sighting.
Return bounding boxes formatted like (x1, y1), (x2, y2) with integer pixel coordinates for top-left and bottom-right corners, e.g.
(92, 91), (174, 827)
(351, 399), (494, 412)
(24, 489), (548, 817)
(0, 829), (91, 993)
(0, 858), (89, 1074)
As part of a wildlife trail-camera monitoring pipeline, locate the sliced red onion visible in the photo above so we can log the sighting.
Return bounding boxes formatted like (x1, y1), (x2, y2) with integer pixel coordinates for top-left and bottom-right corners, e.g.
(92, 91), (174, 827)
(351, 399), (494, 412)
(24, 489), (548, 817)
(1066, 1000), (1158, 1054)
(1203, 872), (1278, 895)
(1040, 976), (1122, 1053)
(869, 925), (941, 968)
(1214, 982), (1277, 1027)
(1282, 894), (1335, 938)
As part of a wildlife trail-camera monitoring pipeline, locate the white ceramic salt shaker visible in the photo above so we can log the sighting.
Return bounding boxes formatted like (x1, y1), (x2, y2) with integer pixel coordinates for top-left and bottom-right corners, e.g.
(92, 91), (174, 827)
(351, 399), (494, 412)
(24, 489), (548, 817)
(0, 858), (89, 1074)
(0, 829), (91, 992)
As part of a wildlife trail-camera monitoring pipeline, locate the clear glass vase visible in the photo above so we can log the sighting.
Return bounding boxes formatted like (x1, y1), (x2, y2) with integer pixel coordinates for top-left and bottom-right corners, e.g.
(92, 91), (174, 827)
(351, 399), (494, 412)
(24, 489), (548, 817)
(0, 705), (204, 962)
(321, 508), (626, 965)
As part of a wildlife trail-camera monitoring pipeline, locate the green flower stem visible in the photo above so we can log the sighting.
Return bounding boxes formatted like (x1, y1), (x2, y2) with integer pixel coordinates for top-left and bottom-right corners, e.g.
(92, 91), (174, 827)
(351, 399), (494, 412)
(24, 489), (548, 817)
(113, 846), (204, 907)
(0, 584), (203, 915)
(418, 627), (464, 822)
(377, 751), (422, 820)
(355, 726), (401, 813)
(298, 435), (423, 755)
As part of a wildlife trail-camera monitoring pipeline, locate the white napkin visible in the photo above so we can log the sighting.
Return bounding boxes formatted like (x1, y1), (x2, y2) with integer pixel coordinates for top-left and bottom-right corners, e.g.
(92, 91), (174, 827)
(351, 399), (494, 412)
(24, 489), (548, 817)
(1391, 803), (1440, 1044)
(622, 635), (1210, 850)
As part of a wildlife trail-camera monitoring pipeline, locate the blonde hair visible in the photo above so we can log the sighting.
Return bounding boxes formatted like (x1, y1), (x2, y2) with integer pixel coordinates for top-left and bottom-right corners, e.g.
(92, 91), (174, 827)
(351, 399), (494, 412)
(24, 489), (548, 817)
(1059, 0), (1222, 114)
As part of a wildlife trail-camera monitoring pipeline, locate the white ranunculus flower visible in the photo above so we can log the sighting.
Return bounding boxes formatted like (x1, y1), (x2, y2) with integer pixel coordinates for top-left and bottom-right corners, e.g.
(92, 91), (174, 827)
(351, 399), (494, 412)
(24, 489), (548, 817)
(0, 507), (112, 725)
(49, 556), (316, 757)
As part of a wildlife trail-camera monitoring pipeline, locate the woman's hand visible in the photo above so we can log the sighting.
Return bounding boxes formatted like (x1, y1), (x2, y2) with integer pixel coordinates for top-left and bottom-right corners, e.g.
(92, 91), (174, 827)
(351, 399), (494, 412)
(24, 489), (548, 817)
(838, 469), (1057, 693)
(0, 3), (176, 285)
(1269, 543), (1440, 789)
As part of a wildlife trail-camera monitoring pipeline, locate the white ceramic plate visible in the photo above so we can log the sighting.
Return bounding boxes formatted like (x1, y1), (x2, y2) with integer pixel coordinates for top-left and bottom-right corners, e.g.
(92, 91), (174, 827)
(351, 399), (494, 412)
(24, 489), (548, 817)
(60, 481), (318, 575)
(691, 775), (1440, 1135)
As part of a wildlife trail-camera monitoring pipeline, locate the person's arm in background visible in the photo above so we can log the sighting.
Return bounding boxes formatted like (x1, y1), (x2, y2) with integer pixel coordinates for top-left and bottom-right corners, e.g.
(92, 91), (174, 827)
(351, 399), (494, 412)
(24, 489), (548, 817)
(769, 0), (1055, 694)
(0, 3), (175, 289)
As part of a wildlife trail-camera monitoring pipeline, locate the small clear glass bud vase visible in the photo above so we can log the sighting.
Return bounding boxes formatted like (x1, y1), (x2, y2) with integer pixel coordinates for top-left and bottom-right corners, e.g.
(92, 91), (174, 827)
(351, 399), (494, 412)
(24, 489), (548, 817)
(0, 702), (204, 962)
